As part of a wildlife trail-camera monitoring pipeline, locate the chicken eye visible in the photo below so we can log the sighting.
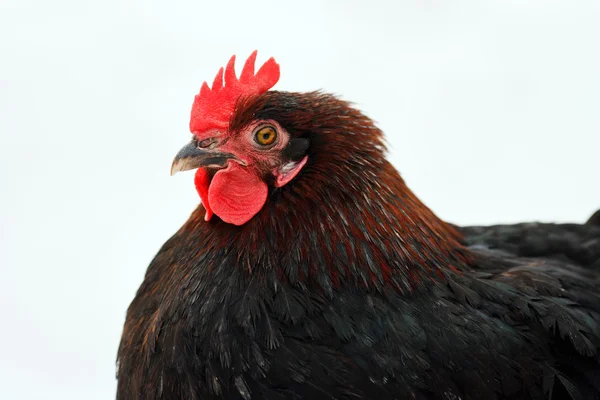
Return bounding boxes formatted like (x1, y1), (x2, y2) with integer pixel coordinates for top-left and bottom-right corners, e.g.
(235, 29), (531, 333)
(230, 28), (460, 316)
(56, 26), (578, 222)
(254, 126), (277, 146)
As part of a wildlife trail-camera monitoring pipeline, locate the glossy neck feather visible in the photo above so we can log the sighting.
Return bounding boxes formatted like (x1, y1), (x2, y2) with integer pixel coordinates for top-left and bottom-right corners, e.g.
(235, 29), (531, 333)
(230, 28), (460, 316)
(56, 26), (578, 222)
(183, 162), (471, 295)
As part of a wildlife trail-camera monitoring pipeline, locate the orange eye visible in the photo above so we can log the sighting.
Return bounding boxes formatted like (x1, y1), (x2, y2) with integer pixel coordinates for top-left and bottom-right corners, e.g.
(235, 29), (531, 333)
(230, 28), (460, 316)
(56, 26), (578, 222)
(255, 126), (277, 146)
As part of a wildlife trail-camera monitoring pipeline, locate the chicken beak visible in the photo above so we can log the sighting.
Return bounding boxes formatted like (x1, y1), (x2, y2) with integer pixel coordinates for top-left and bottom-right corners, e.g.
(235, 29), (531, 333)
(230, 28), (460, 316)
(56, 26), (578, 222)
(170, 141), (234, 176)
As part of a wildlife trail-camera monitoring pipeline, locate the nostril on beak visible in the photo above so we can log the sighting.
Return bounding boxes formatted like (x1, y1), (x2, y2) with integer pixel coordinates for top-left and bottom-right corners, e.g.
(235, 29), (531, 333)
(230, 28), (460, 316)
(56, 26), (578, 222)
(197, 138), (217, 149)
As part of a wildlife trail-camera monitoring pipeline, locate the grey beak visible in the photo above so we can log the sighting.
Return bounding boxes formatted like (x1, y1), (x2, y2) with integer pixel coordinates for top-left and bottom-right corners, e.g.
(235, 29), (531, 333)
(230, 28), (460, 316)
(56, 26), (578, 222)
(170, 141), (234, 176)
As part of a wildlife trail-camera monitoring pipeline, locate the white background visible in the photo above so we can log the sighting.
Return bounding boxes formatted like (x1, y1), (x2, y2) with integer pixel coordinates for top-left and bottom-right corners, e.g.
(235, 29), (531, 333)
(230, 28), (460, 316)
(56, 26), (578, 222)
(1, 0), (599, 398)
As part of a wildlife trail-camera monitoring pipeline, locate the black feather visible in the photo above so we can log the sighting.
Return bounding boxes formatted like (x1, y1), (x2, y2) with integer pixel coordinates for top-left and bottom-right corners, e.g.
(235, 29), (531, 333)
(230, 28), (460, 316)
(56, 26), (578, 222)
(117, 91), (600, 400)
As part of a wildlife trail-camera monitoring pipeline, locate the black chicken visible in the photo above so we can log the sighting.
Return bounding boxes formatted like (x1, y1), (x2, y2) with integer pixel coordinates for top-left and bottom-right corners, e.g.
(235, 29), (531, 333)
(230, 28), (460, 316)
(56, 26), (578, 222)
(117, 51), (600, 400)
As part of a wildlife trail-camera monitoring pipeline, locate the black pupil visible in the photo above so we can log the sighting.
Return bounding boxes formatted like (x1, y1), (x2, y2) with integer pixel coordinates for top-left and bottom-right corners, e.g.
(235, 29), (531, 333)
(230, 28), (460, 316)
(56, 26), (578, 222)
(260, 130), (273, 142)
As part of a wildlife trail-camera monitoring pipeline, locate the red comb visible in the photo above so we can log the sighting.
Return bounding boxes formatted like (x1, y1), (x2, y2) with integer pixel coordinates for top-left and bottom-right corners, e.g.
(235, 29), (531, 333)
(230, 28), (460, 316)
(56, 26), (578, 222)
(189, 51), (280, 136)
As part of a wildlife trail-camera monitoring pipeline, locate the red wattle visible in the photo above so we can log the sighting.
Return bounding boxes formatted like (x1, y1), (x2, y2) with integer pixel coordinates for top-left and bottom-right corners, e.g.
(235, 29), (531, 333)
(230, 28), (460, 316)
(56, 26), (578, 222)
(194, 168), (214, 221)
(208, 163), (268, 226)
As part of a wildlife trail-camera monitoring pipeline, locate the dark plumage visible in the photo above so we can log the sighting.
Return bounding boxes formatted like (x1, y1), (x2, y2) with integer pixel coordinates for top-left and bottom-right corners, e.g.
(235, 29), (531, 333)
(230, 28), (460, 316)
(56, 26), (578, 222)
(117, 85), (600, 398)
(588, 210), (600, 227)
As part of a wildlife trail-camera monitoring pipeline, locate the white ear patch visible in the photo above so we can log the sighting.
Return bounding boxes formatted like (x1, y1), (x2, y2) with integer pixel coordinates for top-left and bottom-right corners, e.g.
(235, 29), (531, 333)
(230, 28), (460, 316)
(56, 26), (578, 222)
(274, 156), (308, 188)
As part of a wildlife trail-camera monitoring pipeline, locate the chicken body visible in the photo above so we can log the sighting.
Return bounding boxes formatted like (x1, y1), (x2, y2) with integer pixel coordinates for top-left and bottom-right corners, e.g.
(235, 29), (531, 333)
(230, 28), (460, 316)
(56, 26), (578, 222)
(118, 208), (600, 400)
(117, 57), (600, 400)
